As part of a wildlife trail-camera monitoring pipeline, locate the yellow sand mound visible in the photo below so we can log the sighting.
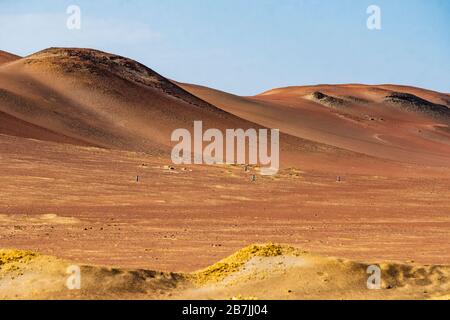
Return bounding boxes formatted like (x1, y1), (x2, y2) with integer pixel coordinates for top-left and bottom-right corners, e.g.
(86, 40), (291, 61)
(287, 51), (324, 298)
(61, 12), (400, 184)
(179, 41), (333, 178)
(1, 245), (449, 300)
(0, 249), (185, 299)
(0, 249), (39, 273)
(192, 244), (303, 285)
(184, 244), (450, 300)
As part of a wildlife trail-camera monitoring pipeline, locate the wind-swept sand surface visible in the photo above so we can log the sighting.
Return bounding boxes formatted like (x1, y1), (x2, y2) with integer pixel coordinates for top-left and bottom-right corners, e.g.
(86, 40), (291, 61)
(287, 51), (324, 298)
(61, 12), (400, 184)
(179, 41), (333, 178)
(1, 244), (449, 300)
(1, 135), (449, 277)
(179, 83), (450, 166)
(0, 48), (449, 299)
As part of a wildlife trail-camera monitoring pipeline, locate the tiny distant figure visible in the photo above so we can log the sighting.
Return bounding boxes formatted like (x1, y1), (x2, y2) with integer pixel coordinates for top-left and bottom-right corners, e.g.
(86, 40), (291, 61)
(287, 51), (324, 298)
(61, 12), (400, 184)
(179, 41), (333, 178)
(336, 176), (341, 182)
(251, 174), (257, 182)
(136, 175), (140, 183)
(244, 165), (250, 173)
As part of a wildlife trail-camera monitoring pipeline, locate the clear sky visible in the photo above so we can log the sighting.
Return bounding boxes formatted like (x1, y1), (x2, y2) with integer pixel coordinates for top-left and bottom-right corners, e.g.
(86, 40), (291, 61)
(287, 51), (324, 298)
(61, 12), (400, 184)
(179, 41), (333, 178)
(0, 0), (449, 95)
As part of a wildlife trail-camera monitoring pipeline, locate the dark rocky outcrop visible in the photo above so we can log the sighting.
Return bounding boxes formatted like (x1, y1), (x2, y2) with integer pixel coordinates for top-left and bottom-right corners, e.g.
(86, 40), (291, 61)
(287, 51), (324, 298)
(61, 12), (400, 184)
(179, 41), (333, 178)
(310, 91), (345, 108)
(385, 92), (450, 120)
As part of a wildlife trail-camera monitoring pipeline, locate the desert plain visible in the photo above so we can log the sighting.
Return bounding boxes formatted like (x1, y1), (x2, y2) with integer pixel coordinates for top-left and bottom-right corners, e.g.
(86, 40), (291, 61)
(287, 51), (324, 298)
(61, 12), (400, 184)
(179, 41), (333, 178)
(0, 48), (449, 299)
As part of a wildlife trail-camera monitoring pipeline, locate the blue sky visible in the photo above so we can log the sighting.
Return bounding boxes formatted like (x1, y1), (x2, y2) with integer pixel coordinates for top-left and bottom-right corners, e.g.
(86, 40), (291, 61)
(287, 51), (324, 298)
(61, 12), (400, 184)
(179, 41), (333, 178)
(0, 0), (449, 95)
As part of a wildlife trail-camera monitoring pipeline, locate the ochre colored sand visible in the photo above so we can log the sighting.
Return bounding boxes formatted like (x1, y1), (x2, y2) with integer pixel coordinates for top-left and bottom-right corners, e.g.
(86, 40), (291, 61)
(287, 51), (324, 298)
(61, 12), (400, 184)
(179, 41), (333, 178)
(1, 244), (449, 300)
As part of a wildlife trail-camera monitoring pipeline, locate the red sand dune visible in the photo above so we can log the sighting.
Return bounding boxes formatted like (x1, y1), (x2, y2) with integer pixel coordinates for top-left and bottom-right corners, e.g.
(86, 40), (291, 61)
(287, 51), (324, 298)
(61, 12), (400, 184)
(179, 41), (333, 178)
(0, 48), (380, 172)
(0, 48), (270, 153)
(2, 48), (449, 169)
(0, 47), (449, 174)
(179, 82), (450, 167)
(0, 50), (20, 65)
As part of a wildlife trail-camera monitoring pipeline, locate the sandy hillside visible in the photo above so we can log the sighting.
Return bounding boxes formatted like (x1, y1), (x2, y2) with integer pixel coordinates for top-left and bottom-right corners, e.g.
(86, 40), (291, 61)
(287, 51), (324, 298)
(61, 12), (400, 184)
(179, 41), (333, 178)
(1, 244), (448, 300)
(1, 48), (410, 172)
(0, 48), (269, 153)
(0, 50), (20, 65)
(179, 83), (450, 166)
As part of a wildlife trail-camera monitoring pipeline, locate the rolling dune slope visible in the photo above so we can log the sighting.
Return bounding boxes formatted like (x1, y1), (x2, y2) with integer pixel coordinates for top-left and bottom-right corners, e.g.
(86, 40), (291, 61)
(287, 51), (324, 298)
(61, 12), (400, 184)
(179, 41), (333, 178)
(0, 50), (20, 65)
(1, 48), (384, 172)
(3, 48), (449, 167)
(179, 83), (450, 166)
(0, 48), (269, 153)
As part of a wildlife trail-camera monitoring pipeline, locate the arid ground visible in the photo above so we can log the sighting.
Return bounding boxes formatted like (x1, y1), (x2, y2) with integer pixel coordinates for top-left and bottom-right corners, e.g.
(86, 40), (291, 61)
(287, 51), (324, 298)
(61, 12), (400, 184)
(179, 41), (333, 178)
(0, 48), (449, 299)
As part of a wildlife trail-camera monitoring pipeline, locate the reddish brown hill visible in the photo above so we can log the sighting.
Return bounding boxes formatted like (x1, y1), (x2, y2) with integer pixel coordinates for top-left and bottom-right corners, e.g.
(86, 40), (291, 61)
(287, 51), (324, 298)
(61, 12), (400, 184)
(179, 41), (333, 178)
(179, 83), (450, 166)
(0, 50), (20, 65)
(1, 48), (349, 173)
(0, 48), (261, 153)
(2, 47), (449, 169)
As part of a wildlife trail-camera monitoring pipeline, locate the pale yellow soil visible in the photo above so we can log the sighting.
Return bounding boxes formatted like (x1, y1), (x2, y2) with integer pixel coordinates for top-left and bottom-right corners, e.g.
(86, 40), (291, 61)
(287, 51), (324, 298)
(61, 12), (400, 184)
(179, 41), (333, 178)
(1, 244), (448, 300)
